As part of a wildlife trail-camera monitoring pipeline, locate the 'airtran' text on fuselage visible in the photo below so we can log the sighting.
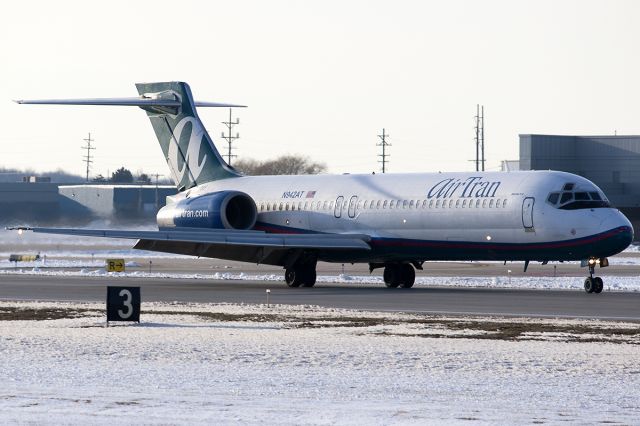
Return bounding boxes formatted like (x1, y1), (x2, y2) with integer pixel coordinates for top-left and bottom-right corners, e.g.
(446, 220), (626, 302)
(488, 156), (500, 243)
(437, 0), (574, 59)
(427, 177), (501, 199)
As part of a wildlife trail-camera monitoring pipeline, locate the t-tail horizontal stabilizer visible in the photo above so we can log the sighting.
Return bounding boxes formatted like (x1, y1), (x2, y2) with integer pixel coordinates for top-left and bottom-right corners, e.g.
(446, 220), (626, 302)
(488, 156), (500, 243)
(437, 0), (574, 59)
(15, 81), (246, 191)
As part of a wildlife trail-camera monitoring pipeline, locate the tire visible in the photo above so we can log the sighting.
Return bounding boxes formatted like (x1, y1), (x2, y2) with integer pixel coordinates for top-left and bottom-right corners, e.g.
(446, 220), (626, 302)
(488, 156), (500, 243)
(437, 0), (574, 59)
(383, 266), (400, 288)
(400, 264), (415, 288)
(301, 270), (317, 287)
(285, 268), (301, 287)
(594, 277), (604, 294)
(584, 277), (594, 294)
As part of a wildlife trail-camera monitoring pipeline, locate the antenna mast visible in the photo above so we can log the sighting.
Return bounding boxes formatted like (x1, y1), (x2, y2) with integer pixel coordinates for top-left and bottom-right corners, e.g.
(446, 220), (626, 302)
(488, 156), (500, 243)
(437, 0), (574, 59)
(81, 132), (96, 182)
(221, 108), (240, 166)
(377, 128), (391, 173)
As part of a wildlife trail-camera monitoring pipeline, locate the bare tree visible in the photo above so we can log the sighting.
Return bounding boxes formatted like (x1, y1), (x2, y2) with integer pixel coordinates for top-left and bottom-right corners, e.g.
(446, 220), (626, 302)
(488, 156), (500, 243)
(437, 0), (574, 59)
(234, 155), (327, 176)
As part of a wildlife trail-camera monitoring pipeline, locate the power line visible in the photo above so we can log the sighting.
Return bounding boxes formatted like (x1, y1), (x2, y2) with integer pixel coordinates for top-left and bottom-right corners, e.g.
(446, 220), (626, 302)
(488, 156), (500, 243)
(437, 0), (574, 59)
(221, 108), (240, 166)
(81, 132), (96, 182)
(377, 128), (391, 173)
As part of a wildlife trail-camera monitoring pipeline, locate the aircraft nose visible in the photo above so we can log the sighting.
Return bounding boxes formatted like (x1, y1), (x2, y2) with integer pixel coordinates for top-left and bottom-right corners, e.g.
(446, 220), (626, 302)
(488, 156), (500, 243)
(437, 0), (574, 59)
(600, 210), (634, 250)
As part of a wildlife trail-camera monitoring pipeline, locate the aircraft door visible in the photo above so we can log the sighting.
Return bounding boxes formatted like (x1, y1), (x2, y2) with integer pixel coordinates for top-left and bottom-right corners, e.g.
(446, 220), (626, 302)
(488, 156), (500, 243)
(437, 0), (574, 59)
(348, 196), (358, 218)
(334, 196), (344, 218)
(522, 197), (535, 230)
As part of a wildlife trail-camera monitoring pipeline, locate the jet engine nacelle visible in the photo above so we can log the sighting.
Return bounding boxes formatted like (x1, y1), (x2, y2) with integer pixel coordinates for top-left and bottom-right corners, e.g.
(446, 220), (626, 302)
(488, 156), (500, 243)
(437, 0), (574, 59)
(157, 191), (257, 230)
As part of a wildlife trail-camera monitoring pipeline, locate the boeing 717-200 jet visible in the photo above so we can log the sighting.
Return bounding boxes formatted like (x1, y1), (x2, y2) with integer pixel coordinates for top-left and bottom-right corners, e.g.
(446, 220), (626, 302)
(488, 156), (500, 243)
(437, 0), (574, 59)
(11, 81), (633, 293)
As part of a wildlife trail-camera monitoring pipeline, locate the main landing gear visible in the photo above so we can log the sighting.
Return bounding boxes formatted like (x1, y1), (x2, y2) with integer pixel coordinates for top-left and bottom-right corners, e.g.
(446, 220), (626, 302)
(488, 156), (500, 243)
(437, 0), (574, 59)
(583, 258), (607, 294)
(284, 258), (317, 288)
(383, 263), (416, 288)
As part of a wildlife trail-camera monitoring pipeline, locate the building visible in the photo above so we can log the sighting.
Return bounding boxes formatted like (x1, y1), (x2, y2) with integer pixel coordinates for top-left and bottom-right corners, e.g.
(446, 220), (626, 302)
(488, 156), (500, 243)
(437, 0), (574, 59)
(0, 182), (60, 224)
(0, 181), (176, 225)
(520, 134), (640, 235)
(58, 184), (176, 221)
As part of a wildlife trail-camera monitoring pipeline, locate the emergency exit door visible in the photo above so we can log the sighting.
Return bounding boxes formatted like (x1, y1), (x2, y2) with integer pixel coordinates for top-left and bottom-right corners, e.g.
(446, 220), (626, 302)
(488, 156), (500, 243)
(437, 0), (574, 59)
(522, 197), (535, 230)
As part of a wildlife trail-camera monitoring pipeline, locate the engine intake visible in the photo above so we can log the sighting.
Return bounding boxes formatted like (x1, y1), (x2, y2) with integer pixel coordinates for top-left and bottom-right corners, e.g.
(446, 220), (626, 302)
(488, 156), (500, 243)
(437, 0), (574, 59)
(157, 191), (257, 230)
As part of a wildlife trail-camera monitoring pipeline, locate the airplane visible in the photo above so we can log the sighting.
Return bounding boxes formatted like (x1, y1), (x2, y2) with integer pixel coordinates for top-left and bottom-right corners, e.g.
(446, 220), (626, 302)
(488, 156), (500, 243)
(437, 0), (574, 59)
(11, 81), (633, 293)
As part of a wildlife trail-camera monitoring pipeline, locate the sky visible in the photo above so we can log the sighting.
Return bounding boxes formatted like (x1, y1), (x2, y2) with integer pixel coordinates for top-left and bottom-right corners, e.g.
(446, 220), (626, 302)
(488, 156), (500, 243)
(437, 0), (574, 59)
(1, 0), (639, 179)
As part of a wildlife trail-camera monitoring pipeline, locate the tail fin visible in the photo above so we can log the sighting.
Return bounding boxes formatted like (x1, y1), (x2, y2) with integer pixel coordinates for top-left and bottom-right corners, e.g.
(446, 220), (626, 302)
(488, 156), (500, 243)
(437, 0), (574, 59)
(16, 81), (244, 191)
(135, 82), (241, 190)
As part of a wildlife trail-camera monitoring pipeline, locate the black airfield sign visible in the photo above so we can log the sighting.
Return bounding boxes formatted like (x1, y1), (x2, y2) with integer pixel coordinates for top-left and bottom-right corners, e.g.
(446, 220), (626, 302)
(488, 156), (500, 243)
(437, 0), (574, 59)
(106, 286), (141, 323)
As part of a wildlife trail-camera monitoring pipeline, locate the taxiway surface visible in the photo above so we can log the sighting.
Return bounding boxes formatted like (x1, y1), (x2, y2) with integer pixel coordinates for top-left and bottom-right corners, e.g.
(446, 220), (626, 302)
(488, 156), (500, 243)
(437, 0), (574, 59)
(1, 275), (639, 321)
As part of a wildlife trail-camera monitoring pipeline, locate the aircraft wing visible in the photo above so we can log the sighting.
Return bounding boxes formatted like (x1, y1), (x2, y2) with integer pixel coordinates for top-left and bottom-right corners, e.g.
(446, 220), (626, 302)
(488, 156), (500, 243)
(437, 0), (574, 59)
(8, 227), (372, 250)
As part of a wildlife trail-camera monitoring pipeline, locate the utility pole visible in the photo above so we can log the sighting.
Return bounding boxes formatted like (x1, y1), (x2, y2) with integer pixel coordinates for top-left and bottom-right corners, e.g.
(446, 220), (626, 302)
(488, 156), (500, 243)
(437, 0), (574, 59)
(221, 108), (240, 166)
(81, 132), (96, 182)
(152, 173), (163, 210)
(481, 105), (485, 171)
(474, 105), (485, 171)
(377, 128), (391, 173)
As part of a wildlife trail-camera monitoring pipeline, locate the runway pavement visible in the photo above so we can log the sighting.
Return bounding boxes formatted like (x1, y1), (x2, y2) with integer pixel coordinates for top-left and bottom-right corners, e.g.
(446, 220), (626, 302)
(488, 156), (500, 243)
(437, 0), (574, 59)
(1, 274), (639, 321)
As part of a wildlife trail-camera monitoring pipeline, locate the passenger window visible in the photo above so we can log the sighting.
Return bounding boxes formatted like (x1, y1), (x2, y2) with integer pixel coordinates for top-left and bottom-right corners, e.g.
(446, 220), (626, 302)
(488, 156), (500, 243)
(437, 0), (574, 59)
(323, 201), (328, 209)
(429, 200), (434, 208)
(475, 199), (480, 208)
(503, 200), (507, 208)
(448, 200), (453, 208)
(390, 200), (395, 208)
(409, 200), (414, 208)
(383, 200), (388, 209)
(403, 200), (408, 208)
(489, 199), (494, 208)
(422, 200), (427, 208)
(482, 199), (487, 208)
(455, 200), (460, 208)
(436, 200), (441, 208)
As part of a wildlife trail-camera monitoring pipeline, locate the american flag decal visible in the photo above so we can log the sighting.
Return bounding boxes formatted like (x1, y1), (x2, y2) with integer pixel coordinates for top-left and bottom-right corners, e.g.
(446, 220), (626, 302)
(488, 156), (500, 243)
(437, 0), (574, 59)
(306, 191), (316, 198)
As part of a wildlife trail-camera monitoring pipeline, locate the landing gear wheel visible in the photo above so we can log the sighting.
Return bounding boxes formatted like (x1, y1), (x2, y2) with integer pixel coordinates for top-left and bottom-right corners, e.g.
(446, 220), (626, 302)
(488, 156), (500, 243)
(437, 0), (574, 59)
(593, 277), (604, 294)
(285, 268), (302, 287)
(383, 266), (400, 288)
(301, 270), (317, 287)
(399, 264), (415, 288)
(584, 277), (594, 294)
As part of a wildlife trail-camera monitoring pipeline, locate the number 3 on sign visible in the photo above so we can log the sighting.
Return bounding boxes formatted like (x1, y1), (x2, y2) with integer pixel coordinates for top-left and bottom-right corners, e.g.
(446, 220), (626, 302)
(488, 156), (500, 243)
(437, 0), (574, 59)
(118, 289), (133, 319)
(106, 286), (140, 323)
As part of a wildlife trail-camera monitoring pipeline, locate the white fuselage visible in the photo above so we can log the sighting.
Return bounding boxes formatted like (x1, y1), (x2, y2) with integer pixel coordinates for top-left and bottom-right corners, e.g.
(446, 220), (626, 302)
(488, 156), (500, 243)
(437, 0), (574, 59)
(163, 170), (633, 263)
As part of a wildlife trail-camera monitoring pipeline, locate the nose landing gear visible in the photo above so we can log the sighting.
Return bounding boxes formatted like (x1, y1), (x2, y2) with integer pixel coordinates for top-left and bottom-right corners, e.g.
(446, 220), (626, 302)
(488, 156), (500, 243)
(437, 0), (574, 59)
(584, 258), (606, 294)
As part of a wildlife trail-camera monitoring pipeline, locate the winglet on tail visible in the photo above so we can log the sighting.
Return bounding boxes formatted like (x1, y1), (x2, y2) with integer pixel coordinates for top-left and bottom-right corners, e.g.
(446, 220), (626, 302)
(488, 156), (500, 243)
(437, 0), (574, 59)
(16, 81), (245, 191)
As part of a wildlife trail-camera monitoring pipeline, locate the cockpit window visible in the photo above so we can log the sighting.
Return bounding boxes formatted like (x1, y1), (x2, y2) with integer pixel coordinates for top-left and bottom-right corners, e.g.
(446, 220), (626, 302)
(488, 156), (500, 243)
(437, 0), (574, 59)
(563, 183), (575, 191)
(574, 192), (589, 201)
(546, 188), (611, 210)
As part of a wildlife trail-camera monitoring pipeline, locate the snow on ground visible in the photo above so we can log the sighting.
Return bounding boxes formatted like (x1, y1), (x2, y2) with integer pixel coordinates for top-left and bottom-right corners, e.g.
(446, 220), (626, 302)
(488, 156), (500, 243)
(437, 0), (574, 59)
(2, 267), (640, 292)
(0, 301), (639, 424)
